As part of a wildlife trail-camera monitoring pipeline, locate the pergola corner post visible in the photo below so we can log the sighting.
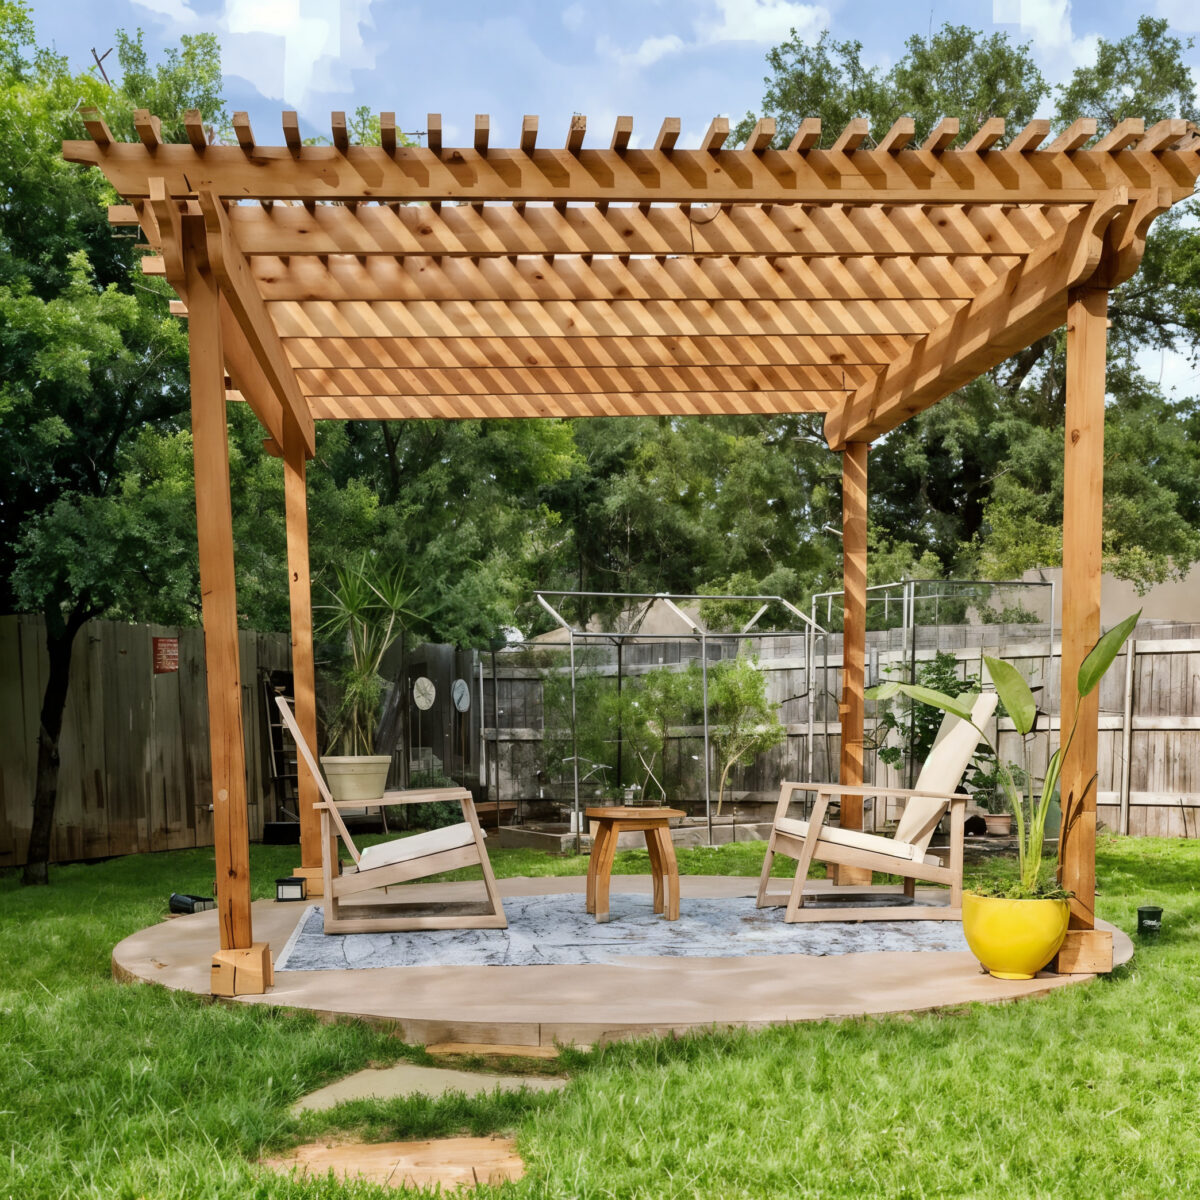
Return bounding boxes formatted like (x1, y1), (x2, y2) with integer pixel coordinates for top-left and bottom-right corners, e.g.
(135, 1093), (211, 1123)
(837, 441), (872, 887)
(282, 419), (333, 895)
(1054, 285), (1113, 974)
(181, 217), (272, 996)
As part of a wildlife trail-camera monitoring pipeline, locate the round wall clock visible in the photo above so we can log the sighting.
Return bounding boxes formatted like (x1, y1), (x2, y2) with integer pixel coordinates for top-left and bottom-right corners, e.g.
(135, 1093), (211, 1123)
(412, 676), (436, 710)
(451, 678), (471, 712)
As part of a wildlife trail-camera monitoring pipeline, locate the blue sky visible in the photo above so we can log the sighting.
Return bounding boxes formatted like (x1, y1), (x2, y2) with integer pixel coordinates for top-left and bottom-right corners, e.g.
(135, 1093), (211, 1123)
(30, 0), (1200, 148)
(29, 0), (1200, 395)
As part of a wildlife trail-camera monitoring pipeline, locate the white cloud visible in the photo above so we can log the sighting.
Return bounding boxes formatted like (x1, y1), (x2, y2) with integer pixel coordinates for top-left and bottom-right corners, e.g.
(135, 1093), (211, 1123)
(702, 0), (827, 46)
(599, 0), (828, 71)
(128, 0), (380, 110)
(992, 0), (1099, 76)
(597, 33), (686, 68)
(561, 3), (585, 33)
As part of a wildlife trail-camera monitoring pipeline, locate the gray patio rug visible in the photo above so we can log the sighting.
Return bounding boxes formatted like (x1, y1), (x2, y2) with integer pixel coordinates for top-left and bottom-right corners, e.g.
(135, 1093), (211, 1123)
(275, 893), (969, 972)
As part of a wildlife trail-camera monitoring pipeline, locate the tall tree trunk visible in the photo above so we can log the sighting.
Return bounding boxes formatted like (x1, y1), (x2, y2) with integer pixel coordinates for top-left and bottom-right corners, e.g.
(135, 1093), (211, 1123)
(22, 607), (88, 885)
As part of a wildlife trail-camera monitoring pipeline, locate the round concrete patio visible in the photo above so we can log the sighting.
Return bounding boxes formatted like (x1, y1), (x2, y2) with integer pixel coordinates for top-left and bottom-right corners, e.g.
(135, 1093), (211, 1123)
(112, 875), (1132, 1048)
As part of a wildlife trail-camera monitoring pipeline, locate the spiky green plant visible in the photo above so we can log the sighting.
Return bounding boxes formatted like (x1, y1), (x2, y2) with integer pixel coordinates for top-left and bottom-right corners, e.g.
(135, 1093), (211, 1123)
(316, 557), (421, 756)
(869, 611), (1139, 898)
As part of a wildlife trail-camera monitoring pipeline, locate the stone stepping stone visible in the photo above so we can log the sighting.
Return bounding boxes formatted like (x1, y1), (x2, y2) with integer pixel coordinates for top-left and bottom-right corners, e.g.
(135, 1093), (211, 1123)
(293, 1062), (566, 1114)
(263, 1135), (523, 1190)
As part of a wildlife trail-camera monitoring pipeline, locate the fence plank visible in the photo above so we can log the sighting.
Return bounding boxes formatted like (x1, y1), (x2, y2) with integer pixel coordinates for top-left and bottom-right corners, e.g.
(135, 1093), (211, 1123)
(0, 616), (290, 865)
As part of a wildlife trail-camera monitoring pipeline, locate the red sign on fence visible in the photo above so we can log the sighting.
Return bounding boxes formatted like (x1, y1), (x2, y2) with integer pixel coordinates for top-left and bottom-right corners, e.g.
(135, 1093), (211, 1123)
(152, 636), (179, 674)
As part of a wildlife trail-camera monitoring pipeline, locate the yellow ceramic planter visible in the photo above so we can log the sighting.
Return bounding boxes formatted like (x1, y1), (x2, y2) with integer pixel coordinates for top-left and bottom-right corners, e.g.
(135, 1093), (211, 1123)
(962, 892), (1070, 980)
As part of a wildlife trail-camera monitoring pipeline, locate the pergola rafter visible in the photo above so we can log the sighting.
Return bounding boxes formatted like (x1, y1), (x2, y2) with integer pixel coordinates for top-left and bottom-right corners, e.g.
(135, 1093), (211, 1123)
(67, 107), (1200, 995)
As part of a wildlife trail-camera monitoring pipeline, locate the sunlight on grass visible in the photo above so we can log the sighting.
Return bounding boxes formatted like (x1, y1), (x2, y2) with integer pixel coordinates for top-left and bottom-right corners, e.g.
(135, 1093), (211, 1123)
(1, 836), (1196, 1197)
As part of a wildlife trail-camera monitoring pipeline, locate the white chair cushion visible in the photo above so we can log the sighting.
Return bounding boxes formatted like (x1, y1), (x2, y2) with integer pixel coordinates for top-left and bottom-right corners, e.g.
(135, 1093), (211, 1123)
(357, 822), (478, 872)
(775, 816), (938, 865)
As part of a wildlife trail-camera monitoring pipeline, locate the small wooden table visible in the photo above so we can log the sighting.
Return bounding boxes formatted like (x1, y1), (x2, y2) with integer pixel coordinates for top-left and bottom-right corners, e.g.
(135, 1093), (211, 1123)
(585, 806), (686, 923)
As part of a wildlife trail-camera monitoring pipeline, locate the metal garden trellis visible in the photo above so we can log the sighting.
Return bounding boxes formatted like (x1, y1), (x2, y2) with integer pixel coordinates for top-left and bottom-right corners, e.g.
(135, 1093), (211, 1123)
(533, 590), (825, 849)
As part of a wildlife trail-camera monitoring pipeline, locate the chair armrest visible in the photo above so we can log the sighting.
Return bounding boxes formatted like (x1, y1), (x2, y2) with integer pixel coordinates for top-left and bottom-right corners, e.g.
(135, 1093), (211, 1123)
(382, 787), (473, 806)
(313, 788), (473, 813)
(779, 781), (970, 802)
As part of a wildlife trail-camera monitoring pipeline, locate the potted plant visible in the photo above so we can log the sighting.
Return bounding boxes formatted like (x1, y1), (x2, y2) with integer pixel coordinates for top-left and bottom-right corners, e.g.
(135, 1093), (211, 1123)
(983, 798), (1013, 838)
(317, 556), (420, 803)
(870, 610), (1138, 979)
(965, 761), (1025, 836)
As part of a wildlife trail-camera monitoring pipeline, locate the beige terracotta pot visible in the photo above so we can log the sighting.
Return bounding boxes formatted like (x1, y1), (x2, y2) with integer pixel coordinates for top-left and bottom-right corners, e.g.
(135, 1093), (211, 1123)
(320, 755), (391, 803)
(983, 813), (1013, 836)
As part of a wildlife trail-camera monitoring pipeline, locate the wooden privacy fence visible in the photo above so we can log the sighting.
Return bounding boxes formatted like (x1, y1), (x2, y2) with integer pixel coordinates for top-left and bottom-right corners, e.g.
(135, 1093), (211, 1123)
(0, 615), (291, 867)
(483, 623), (1200, 836)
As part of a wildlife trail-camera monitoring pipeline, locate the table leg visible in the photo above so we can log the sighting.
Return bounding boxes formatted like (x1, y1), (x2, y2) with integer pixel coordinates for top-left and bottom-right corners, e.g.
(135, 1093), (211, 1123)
(586, 821), (608, 914)
(654, 827), (680, 920)
(593, 820), (619, 923)
(645, 826), (664, 914)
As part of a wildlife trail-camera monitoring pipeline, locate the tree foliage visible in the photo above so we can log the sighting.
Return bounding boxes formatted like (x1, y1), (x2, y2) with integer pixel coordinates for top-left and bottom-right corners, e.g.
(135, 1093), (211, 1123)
(708, 654), (785, 815)
(733, 16), (1200, 595)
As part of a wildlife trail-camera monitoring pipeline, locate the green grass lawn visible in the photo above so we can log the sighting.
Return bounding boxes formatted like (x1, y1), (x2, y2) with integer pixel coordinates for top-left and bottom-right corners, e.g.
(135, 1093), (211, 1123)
(2, 836), (1198, 1198)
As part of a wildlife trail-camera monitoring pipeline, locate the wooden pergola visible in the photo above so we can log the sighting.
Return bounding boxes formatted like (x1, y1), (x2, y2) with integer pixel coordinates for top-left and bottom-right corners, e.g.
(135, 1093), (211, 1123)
(67, 109), (1200, 993)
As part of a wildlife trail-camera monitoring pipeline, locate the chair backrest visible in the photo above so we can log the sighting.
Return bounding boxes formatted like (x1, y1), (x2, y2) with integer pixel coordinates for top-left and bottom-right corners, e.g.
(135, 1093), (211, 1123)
(892, 690), (998, 854)
(274, 696), (361, 863)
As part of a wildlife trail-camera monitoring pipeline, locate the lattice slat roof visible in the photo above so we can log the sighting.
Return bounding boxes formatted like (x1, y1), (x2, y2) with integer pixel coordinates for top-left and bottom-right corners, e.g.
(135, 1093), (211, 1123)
(70, 109), (1200, 453)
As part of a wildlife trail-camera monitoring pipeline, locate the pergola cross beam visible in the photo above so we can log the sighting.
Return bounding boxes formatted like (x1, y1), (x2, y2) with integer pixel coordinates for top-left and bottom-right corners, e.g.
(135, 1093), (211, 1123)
(65, 138), (1200, 205)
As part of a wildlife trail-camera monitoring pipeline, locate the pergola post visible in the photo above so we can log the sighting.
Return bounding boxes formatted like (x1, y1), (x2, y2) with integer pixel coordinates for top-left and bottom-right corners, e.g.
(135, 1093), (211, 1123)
(182, 218), (271, 995)
(837, 441), (872, 886)
(282, 419), (329, 894)
(1057, 286), (1111, 969)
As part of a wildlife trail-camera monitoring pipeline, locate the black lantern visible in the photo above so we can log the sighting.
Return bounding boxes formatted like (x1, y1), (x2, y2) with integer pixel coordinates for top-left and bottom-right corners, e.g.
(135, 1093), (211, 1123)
(275, 876), (307, 903)
(1137, 905), (1163, 937)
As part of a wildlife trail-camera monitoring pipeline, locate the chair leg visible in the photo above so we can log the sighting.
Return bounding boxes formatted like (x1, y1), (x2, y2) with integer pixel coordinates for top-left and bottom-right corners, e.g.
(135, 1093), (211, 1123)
(321, 810), (335, 932)
(949, 868), (963, 911)
(756, 835), (777, 908)
(903, 876), (916, 899)
(784, 835), (822, 923)
(476, 834), (507, 929)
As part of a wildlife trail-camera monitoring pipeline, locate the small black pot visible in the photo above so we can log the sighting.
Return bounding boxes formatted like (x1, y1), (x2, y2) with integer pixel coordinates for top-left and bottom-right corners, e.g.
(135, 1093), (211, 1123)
(1137, 905), (1163, 937)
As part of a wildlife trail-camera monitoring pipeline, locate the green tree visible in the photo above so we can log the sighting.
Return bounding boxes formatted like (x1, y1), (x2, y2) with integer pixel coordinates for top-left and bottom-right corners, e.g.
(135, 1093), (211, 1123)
(733, 24), (1046, 148)
(0, 8), (226, 882)
(734, 17), (1200, 594)
(708, 654), (785, 815)
(732, 31), (890, 148)
(620, 663), (703, 801)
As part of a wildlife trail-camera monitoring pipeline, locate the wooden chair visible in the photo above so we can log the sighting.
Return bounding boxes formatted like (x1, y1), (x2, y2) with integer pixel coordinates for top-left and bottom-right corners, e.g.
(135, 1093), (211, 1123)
(275, 698), (506, 933)
(756, 691), (998, 922)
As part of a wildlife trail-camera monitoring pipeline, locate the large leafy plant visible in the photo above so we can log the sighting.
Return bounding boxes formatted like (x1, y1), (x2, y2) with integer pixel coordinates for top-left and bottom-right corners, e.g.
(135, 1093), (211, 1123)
(869, 612), (1139, 898)
(317, 557), (421, 756)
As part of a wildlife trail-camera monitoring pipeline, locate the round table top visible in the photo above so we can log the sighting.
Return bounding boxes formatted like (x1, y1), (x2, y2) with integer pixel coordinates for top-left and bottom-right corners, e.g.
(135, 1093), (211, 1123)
(585, 806), (687, 820)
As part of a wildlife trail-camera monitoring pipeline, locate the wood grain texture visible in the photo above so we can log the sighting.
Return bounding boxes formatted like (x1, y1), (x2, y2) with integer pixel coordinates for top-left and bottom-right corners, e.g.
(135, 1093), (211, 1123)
(62, 140), (1200, 205)
(219, 199), (1072, 260)
(1059, 287), (1108, 929)
(184, 216), (255, 952)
